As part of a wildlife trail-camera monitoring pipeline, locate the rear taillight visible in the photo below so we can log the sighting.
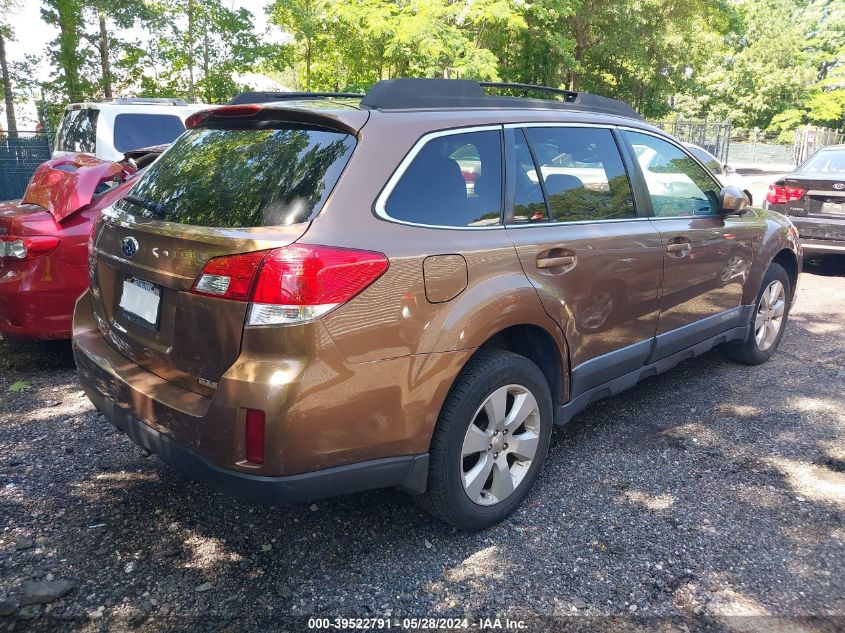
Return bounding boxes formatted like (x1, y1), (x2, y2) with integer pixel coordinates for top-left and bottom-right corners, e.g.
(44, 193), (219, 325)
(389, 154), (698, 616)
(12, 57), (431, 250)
(191, 250), (266, 300)
(0, 235), (60, 260)
(190, 244), (389, 326)
(766, 184), (806, 205)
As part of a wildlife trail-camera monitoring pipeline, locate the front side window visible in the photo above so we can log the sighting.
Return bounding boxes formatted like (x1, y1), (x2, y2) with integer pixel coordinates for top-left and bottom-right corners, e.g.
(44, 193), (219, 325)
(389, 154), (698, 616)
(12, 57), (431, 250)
(384, 130), (503, 227)
(55, 108), (99, 153)
(117, 125), (355, 227)
(514, 127), (635, 224)
(626, 131), (720, 217)
(113, 113), (186, 153)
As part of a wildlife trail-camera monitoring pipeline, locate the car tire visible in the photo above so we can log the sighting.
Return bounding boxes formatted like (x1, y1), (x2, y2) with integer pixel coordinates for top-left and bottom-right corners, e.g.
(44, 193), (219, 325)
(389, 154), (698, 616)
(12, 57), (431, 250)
(724, 262), (791, 365)
(416, 349), (553, 530)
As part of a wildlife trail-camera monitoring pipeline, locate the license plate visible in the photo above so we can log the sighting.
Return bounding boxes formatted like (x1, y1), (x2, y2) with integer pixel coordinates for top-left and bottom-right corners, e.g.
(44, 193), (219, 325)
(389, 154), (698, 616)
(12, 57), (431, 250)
(118, 278), (161, 330)
(822, 201), (845, 214)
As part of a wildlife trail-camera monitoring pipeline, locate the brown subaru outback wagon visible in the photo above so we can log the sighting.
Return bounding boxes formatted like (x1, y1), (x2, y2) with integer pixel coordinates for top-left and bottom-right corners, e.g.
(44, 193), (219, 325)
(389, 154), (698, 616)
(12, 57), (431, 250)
(73, 79), (801, 529)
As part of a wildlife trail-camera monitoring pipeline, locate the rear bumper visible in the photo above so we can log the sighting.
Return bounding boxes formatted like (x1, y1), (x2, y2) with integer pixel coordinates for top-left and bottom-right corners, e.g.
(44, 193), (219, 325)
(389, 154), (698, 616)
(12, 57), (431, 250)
(0, 264), (83, 339)
(785, 216), (845, 254)
(798, 239), (845, 255)
(72, 290), (468, 502)
(78, 370), (428, 503)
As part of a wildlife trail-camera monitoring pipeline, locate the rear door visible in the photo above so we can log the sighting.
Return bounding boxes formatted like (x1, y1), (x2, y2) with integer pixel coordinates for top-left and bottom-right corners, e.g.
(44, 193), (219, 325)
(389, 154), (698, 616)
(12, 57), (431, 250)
(621, 129), (756, 361)
(89, 119), (360, 396)
(504, 124), (663, 398)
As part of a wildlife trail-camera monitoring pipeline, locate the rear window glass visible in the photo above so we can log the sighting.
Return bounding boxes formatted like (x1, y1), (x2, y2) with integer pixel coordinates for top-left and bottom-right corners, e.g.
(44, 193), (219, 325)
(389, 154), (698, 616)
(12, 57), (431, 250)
(797, 149), (845, 174)
(384, 130), (503, 227)
(55, 109), (99, 153)
(113, 113), (186, 153)
(116, 126), (356, 227)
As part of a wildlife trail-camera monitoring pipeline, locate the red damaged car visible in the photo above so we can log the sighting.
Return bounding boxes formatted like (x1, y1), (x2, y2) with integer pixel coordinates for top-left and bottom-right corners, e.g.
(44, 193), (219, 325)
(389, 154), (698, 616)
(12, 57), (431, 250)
(0, 147), (163, 339)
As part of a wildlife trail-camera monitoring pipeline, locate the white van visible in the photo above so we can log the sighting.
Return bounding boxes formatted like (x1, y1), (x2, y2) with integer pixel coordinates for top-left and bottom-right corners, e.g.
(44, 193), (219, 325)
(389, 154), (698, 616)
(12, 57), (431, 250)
(52, 98), (213, 162)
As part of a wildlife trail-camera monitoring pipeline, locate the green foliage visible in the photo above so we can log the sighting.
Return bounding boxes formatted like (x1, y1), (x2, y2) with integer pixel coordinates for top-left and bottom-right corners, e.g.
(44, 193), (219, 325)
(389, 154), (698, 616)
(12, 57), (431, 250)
(679, 0), (844, 130)
(11, 0), (845, 132)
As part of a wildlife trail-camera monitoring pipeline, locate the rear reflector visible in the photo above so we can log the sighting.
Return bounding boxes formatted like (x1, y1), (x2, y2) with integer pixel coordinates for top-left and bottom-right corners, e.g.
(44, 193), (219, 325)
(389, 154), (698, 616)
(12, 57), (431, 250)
(0, 235), (60, 260)
(244, 409), (265, 464)
(190, 244), (389, 326)
(766, 184), (806, 205)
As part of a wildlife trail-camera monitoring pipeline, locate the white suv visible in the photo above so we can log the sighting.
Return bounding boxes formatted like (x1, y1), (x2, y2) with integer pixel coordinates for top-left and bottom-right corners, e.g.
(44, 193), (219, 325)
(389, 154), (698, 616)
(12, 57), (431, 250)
(52, 97), (213, 162)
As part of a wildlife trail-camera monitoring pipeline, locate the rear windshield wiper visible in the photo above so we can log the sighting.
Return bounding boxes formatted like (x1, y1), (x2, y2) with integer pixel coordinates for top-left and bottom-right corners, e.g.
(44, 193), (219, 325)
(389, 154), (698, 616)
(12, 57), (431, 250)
(124, 194), (165, 218)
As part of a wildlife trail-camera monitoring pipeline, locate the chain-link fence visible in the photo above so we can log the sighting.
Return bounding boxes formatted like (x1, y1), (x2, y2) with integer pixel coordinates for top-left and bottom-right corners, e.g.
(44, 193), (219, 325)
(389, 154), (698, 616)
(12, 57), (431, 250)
(651, 119), (844, 168)
(0, 131), (53, 201)
(726, 128), (794, 167)
(650, 119), (732, 162)
(793, 125), (845, 165)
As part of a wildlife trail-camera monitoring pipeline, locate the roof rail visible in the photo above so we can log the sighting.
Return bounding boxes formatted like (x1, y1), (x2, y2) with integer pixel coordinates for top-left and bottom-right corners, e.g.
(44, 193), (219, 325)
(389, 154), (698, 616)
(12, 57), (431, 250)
(110, 97), (189, 106)
(360, 78), (641, 120)
(229, 91), (364, 105)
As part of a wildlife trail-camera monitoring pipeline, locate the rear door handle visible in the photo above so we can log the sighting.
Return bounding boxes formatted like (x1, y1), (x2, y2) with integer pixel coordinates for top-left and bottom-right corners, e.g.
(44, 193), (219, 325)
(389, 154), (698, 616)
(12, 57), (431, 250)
(537, 255), (575, 269)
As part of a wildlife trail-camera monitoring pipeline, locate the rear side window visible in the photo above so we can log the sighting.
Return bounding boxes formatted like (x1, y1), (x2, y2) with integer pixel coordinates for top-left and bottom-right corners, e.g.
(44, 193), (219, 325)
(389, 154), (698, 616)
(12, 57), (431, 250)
(55, 109), (99, 153)
(516, 127), (635, 223)
(113, 114), (185, 153)
(117, 126), (356, 227)
(384, 130), (503, 227)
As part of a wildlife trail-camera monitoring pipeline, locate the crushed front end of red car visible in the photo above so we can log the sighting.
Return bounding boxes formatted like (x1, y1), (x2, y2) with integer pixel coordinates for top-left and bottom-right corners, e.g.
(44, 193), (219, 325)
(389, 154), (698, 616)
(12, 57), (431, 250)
(0, 153), (143, 340)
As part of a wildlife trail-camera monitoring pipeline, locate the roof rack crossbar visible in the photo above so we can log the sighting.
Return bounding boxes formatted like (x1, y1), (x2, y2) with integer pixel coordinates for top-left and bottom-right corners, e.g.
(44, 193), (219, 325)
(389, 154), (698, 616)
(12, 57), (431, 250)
(229, 91), (364, 105)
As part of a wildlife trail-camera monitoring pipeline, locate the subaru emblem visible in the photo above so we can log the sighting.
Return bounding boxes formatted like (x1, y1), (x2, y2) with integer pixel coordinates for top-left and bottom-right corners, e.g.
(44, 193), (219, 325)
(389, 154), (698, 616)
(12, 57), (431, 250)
(833, 183), (845, 190)
(121, 236), (139, 258)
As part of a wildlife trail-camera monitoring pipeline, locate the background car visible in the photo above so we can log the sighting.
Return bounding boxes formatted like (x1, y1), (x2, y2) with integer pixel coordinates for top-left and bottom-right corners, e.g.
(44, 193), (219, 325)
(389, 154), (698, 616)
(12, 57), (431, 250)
(764, 144), (845, 256)
(52, 97), (210, 162)
(683, 143), (753, 203)
(0, 147), (164, 339)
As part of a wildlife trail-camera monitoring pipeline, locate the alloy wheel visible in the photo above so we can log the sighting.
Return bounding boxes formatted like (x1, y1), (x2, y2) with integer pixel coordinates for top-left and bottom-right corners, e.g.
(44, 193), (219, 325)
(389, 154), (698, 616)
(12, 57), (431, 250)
(460, 384), (542, 506)
(754, 279), (786, 351)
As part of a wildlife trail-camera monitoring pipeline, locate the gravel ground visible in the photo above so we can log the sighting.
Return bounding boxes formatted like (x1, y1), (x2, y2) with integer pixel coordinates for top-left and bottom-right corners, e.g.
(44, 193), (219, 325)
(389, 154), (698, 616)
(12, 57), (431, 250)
(1, 258), (844, 633)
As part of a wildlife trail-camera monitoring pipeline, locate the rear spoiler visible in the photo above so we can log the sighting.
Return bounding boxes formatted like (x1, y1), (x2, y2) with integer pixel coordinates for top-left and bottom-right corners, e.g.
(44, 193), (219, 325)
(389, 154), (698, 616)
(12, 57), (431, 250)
(22, 154), (135, 222)
(185, 104), (368, 136)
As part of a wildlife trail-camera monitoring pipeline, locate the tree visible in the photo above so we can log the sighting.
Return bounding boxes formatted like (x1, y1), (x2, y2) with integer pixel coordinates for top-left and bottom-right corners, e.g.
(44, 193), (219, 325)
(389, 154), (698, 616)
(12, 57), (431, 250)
(267, 0), (330, 91)
(0, 26), (16, 135)
(0, 0), (19, 134)
(42, 0), (93, 103)
(133, 0), (266, 103)
(80, 0), (153, 100)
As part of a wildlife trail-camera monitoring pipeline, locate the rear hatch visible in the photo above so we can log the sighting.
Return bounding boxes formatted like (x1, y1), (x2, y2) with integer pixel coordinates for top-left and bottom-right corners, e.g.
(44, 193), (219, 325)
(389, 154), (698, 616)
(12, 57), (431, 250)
(788, 173), (845, 218)
(89, 105), (366, 396)
(784, 149), (845, 221)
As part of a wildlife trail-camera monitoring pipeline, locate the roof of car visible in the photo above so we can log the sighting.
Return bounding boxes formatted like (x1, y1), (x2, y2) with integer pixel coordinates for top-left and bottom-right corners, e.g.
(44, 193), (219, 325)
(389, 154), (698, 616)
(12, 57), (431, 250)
(65, 98), (213, 112)
(229, 78), (642, 121)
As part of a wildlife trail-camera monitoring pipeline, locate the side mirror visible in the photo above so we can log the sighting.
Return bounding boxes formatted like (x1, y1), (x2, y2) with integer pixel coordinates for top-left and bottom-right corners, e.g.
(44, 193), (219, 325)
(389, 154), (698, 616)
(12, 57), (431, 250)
(719, 185), (749, 214)
(723, 163), (736, 175)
